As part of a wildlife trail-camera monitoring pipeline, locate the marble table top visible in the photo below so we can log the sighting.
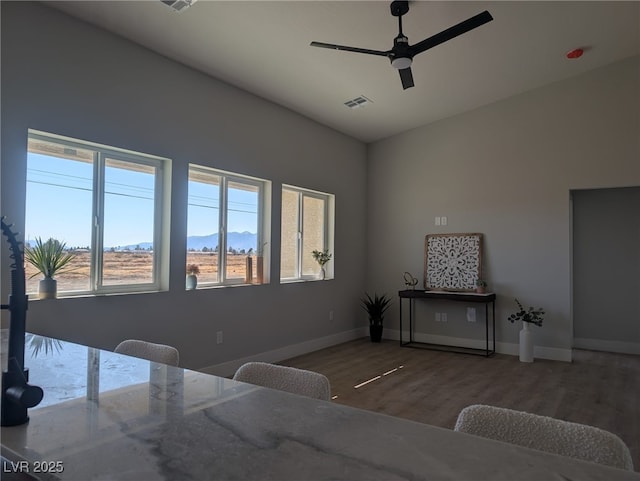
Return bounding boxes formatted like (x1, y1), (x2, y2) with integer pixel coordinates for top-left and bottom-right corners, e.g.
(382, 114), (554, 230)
(2, 334), (639, 480)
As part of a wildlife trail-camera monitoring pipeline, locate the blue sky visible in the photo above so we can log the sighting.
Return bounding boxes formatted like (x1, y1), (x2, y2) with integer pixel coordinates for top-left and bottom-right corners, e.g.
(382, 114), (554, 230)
(26, 153), (258, 248)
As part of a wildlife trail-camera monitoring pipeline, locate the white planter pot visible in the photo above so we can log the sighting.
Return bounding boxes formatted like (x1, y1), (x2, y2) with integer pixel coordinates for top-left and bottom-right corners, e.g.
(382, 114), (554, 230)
(519, 321), (534, 362)
(38, 277), (57, 300)
(186, 274), (198, 290)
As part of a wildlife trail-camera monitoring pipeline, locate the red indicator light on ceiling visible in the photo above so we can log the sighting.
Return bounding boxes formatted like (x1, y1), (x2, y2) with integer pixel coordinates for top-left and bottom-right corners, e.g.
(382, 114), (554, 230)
(566, 48), (584, 59)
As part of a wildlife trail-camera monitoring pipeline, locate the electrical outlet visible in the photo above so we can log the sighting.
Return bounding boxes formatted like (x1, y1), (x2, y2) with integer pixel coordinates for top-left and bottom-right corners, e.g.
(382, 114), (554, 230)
(216, 331), (223, 344)
(466, 307), (477, 323)
(435, 312), (441, 322)
(441, 313), (448, 322)
(435, 216), (441, 226)
(441, 216), (448, 226)
(329, 310), (334, 321)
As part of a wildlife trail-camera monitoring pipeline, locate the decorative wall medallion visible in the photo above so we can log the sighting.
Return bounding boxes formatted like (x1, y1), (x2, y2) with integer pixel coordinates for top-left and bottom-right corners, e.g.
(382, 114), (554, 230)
(424, 233), (483, 291)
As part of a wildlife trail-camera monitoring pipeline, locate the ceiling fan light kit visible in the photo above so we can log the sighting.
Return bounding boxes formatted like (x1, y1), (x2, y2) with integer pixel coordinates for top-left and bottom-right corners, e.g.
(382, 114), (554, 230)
(391, 57), (412, 70)
(310, 1), (493, 90)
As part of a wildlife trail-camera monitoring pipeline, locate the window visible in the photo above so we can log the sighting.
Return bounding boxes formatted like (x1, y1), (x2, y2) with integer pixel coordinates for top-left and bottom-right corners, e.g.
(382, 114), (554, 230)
(187, 165), (269, 286)
(280, 185), (334, 281)
(26, 130), (167, 296)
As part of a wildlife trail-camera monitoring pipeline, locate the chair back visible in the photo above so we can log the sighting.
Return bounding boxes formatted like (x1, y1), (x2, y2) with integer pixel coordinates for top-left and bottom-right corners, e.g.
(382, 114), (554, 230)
(233, 362), (331, 401)
(114, 339), (180, 366)
(454, 404), (633, 471)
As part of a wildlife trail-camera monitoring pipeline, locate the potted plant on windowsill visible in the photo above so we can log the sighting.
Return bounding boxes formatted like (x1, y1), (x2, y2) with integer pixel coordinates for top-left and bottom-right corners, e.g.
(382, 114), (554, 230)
(475, 279), (488, 294)
(255, 242), (268, 284)
(508, 298), (544, 363)
(311, 248), (332, 280)
(186, 264), (200, 290)
(25, 237), (76, 299)
(361, 293), (392, 343)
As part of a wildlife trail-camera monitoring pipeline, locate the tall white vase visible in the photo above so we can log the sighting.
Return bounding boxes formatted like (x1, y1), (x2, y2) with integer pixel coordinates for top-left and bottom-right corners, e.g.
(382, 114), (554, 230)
(519, 321), (534, 362)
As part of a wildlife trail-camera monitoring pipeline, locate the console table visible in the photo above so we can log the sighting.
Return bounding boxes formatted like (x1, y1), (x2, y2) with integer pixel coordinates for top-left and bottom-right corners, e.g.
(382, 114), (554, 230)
(399, 290), (496, 357)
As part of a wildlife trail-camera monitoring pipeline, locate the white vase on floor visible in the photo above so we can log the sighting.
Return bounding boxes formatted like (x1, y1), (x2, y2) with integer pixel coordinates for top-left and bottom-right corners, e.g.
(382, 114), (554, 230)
(519, 321), (534, 362)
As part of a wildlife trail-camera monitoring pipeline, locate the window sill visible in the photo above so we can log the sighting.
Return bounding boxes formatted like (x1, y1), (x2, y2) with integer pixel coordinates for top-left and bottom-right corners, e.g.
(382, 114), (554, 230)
(27, 289), (164, 300)
(280, 278), (333, 284)
(187, 282), (268, 291)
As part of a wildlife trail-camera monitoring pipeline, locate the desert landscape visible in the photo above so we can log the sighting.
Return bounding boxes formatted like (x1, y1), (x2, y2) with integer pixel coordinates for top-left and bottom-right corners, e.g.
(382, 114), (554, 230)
(24, 251), (256, 294)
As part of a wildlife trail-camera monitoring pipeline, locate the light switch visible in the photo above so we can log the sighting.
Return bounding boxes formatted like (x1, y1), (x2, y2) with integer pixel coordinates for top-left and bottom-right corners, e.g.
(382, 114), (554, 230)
(441, 216), (448, 226)
(435, 216), (441, 226)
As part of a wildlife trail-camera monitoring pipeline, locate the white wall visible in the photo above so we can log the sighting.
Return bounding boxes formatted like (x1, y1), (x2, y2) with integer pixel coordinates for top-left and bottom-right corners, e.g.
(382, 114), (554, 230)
(0, 2), (368, 370)
(367, 55), (640, 360)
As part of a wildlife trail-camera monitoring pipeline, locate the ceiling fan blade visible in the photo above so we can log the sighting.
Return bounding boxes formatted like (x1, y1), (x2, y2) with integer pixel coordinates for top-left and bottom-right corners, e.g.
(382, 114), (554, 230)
(310, 41), (390, 57)
(399, 67), (414, 90)
(410, 10), (493, 56)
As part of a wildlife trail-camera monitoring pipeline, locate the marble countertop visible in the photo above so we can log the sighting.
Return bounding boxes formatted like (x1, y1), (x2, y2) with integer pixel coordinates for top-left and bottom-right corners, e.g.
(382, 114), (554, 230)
(2, 334), (639, 480)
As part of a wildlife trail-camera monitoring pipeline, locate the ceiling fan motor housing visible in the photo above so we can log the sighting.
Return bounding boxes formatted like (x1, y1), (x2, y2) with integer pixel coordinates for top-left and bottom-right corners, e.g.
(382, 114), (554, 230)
(390, 1), (409, 17)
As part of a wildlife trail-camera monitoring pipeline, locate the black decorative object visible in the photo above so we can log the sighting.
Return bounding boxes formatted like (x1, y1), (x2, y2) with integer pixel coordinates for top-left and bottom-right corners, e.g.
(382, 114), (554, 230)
(1, 216), (43, 426)
(403, 272), (418, 290)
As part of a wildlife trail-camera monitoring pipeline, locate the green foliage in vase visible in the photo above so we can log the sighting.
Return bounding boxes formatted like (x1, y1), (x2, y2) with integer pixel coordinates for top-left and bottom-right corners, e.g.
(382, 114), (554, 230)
(24, 237), (76, 279)
(508, 298), (544, 327)
(311, 249), (332, 266)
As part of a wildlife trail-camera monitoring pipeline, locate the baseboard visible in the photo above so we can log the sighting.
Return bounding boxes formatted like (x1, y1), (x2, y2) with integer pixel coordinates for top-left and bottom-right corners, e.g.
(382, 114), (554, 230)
(200, 327), (368, 377)
(573, 338), (640, 355)
(383, 328), (572, 362)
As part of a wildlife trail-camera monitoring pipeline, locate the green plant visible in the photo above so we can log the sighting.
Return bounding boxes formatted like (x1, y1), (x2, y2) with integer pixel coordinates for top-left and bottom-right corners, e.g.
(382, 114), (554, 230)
(475, 279), (487, 287)
(187, 264), (200, 275)
(311, 248), (332, 267)
(508, 298), (544, 327)
(361, 293), (392, 326)
(24, 237), (76, 279)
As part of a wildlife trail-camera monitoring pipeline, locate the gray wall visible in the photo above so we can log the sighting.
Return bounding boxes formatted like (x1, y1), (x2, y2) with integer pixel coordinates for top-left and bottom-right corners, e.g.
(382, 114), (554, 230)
(0, 2), (368, 370)
(367, 55), (640, 360)
(572, 187), (640, 354)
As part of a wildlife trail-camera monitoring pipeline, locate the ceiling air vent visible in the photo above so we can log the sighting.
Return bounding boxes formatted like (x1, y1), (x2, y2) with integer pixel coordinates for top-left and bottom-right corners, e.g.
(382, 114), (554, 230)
(344, 96), (373, 109)
(161, 0), (197, 13)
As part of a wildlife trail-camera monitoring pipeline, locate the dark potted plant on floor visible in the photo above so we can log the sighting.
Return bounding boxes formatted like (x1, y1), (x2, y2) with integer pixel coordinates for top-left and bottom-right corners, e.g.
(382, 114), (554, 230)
(361, 293), (391, 342)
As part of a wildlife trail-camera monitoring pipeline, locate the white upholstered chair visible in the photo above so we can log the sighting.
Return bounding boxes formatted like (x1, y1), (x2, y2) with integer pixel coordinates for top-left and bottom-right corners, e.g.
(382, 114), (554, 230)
(233, 362), (331, 401)
(454, 404), (634, 471)
(114, 339), (180, 367)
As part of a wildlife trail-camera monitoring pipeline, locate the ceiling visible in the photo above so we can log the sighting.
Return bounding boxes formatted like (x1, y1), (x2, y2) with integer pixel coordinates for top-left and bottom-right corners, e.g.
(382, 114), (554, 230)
(49, 1), (640, 143)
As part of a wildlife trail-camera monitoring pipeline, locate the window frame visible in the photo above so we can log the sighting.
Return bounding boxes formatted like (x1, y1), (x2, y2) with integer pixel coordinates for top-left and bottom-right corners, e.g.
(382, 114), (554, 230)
(27, 130), (167, 296)
(280, 185), (334, 282)
(187, 164), (269, 287)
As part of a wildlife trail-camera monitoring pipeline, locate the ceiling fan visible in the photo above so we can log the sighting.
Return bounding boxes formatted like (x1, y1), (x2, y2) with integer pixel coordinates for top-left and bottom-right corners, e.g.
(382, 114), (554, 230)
(310, 1), (493, 90)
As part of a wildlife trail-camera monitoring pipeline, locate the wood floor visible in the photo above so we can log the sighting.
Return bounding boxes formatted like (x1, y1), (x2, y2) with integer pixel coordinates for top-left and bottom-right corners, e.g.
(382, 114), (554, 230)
(283, 338), (640, 471)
